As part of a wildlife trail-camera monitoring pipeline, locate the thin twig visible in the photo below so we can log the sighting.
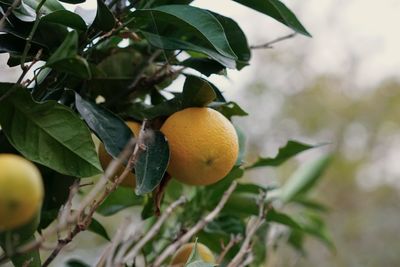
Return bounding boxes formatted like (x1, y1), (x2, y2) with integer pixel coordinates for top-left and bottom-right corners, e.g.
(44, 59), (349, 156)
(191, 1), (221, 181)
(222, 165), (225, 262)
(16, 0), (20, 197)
(216, 234), (243, 264)
(0, 0), (22, 29)
(227, 191), (269, 267)
(152, 181), (238, 266)
(250, 33), (297, 50)
(120, 196), (187, 265)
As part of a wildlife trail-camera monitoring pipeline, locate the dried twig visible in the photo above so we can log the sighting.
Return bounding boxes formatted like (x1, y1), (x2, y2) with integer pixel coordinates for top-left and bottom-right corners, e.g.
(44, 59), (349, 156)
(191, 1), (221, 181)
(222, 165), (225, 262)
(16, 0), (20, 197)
(119, 196), (187, 265)
(152, 181), (238, 266)
(226, 191), (269, 267)
(217, 234), (243, 264)
(250, 33), (297, 50)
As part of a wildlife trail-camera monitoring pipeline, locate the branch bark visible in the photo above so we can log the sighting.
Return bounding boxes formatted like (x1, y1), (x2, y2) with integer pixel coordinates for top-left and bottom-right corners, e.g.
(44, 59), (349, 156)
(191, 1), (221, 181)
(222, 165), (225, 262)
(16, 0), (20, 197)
(250, 33), (297, 50)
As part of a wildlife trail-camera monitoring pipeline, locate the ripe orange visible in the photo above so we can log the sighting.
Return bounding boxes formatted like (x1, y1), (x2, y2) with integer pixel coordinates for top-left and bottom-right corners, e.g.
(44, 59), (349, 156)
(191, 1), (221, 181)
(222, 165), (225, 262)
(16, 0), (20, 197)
(161, 107), (238, 185)
(0, 154), (44, 231)
(170, 242), (215, 266)
(98, 121), (141, 188)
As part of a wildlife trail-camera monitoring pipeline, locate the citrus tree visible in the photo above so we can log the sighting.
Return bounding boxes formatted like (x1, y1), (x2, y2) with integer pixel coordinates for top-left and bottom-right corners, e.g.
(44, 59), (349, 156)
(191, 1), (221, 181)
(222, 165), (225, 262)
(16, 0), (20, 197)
(0, 0), (333, 266)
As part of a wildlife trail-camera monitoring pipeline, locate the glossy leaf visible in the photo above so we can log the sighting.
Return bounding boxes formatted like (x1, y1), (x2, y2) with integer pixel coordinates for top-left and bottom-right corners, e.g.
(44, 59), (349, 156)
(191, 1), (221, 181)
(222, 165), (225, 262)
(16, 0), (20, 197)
(97, 187), (143, 216)
(280, 154), (332, 202)
(41, 10), (87, 31)
(92, 0), (115, 32)
(135, 130), (170, 195)
(0, 84), (102, 177)
(88, 218), (110, 241)
(46, 31), (91, 79)
(232, 0), (311, 36)
(132, 5), (237, 60)
(75, 93), (133, 159)
(141, 31), (236, 68)
(246, 140), (316, 169)
(182, 75), (216, 108)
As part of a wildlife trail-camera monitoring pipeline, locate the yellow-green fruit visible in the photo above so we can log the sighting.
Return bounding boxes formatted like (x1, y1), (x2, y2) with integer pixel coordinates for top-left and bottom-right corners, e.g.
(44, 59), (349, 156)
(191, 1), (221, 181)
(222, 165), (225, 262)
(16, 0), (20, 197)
(161, 107), (238, 185)
(170, 243), (215, 266)
(98, 121), (141, 188)
(0, 154), (44, 231)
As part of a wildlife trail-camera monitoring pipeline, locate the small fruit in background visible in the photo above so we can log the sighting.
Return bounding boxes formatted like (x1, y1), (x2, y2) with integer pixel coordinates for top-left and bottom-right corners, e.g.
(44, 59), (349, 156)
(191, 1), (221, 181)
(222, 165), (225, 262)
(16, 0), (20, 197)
(98, 121), (141, 188)
(161, 107), (239, 185)
(0, 154), (44, 231)
(170, 242), (215, 266)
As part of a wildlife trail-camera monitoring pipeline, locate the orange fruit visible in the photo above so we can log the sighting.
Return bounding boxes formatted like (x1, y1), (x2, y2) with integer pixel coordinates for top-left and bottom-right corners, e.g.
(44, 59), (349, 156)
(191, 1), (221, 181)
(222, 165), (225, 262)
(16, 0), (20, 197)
(170, 242), (215, 266)
(98, 121), (141, 188)
(161, 107), (238, 185)
(0, 154), (44, 231)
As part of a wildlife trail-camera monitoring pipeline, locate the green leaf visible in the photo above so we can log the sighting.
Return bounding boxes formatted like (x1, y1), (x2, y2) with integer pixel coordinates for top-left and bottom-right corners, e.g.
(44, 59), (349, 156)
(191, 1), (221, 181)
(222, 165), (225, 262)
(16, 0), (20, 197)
(180, 58), (225, 77)
(59, 0), (85, 3)
(141, 31), (236, 68)
(186, 261), (217, 267)
(209, 101), (248, 120)
(210, 12), (251, 69)
(0, 84), (102, 177)
(186, 239), (202, 263)
(92, 0), (115, 32)
(231, 0), (311, 37)
(46, 31), (91, 79)
(41, 10), (87, 31)
(132, 5), (237, 61)
(75, 93), (133, 159)
(300, 213), (335, 251)
(88, 217), (110, 241)
(182, 75), (216, 108)
(266, 209), (302, 230)
(293, 197), (329, 213)
(204, 215), (245, 236)
(234, 125), (246, 166)
(141, 96), (183, 119)
(280, 154), (332, 202)
(135, 130), (170, 195)
(12, 0), (65, 22)
(246, 140), (316, 169)
(65, 259), (91, 267)
(97, 187), (143, 216)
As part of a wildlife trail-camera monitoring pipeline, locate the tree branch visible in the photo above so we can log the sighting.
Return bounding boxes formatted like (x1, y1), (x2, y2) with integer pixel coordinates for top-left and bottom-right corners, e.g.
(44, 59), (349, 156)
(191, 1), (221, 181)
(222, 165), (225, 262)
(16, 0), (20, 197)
(152, 181), (238, 266)
(250, 33), (297, 50)
(0, 0), (22, 29)
(216, 234), (243, 264)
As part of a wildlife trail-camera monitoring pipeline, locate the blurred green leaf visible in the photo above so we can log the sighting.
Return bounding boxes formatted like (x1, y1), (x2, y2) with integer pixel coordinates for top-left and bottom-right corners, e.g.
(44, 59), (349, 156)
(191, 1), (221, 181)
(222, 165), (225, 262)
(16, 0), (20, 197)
(232, 0), (311, 36)
(75, 93), (133, 160)
(300, 213), (335, 251)
(59, 0), (85, 3)
(97, 187), (143, 216)
(180, 58), (225, 77)
(266, 209), (302, 230)
(234, 125), (246, 165)
(293, 197), (330, 213)
(135, 130), (170, 195)
(92, 0), (115, 32)
(88, 217), (110, 241)
(247, 140), (316, 169)
(65, 259), (91, 267)
(182, 75), (216, 108)
(204, 214), (245, 236)
(280, 154), (332, 202)
(0, 84), (102, 177)
(41, 10), (87, 31)
(46, 31), (91, 79)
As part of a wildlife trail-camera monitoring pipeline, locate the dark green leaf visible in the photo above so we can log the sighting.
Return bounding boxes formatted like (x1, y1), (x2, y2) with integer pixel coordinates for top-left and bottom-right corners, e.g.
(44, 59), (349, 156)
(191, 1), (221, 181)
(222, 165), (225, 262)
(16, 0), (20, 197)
(97, 187), (143, 216)
(141, 31), (237, 68)
(266, 209), (302, 230)
(300, 213), (335, 251)
(141, 95), (182, 119)
(132, 5), (237, 60)
(65, 259), (91, 267)
(288, 229), (305, 253)
(280, 154), (332, 202)
(231, 0), (311, 36)
(0, 84), (102, 177)
(246, 140), (316, 169)
(92, 0), (115, 32)
(75, 93), (133, 159)
(204, 215), (245, 236)
(135, 130), (170, 195)
(209, 101), (248, 120)
(293, 197), (329, 212)
(59, 0), (85, 3)
(46, 31), (91, 79)
(182, 75), (216, 108)
(41, 10), (87, 31)
(180, 58), (225, 77)
(88, 218), (110, 241)
(211, 12), (251, 69)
